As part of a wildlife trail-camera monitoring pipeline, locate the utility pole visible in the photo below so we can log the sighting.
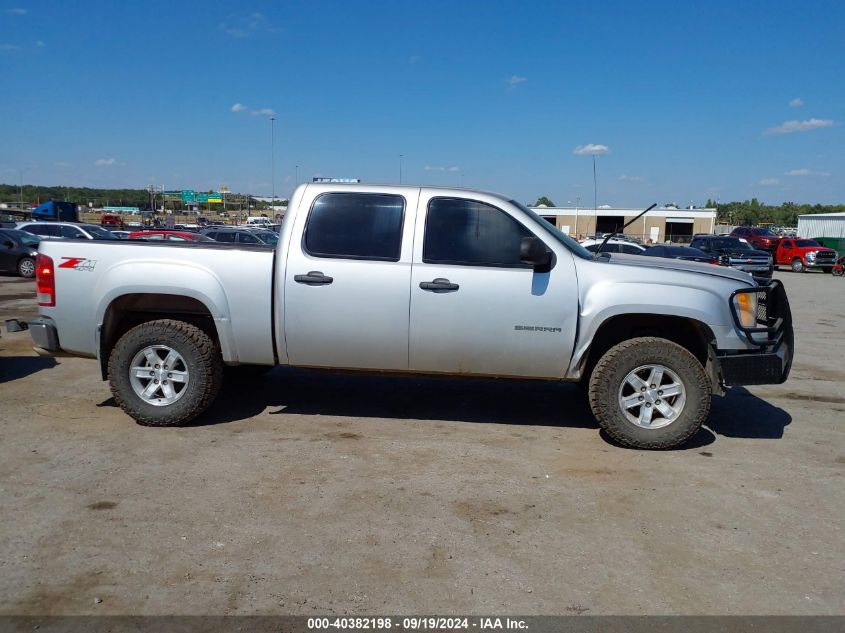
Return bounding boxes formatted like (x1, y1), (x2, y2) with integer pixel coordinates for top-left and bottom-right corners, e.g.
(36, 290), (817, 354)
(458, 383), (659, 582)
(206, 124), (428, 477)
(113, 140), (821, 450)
(399, 154), (403, 184)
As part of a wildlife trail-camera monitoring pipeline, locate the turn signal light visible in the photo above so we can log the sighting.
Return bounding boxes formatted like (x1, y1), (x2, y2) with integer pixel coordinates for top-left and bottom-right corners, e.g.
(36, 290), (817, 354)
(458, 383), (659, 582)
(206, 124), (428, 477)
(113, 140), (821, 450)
(733, 292), (757, 328)
(36, 253), (55, 307)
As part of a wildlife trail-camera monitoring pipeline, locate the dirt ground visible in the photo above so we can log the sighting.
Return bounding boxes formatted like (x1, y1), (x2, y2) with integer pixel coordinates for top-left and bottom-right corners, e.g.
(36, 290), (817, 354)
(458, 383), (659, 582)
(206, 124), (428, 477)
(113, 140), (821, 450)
(0, 269), (843, 615)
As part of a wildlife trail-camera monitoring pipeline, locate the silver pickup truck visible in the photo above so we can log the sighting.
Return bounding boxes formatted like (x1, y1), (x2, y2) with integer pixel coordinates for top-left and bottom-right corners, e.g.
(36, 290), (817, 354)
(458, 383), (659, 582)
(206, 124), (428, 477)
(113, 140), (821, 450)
(28, 184), (793, 449)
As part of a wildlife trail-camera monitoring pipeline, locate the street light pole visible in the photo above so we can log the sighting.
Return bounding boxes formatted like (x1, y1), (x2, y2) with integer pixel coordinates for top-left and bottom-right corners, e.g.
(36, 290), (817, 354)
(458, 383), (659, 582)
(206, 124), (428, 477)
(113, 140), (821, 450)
(399, 154), (403, 184)
(270, 116), (276, 215)
(18, 169), (25, 210)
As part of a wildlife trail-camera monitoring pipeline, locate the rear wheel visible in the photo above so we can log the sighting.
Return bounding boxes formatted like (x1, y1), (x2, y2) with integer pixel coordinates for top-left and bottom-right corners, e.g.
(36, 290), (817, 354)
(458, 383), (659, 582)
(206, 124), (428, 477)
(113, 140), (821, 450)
(791, 258), (805, 273)
(588, 337), (710, 449)
(833, 266), (844, 277)
(108, 319), (223, 426)
(17, 257), (35, 278)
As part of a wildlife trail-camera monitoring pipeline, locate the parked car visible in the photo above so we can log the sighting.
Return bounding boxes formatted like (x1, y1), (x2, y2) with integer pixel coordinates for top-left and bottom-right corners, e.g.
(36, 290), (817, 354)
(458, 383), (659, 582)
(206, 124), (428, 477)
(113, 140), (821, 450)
(774, 238), (837, 273)
(128, 230), (215, 242)
(641, 245), (719, 265)
(28, 183), (793, 450)
(16, 222), (117, 241)
(689, 235), (773, 280)
(0, 228), (40, 277)
(729, 226), (780, 252)
(200, 227), (278, 246)
(580, 239), (646, 255)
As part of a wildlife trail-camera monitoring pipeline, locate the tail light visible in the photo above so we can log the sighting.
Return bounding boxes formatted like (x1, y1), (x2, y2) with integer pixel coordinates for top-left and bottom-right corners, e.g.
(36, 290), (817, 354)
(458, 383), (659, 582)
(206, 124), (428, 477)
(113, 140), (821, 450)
(36, 253), (55, 307)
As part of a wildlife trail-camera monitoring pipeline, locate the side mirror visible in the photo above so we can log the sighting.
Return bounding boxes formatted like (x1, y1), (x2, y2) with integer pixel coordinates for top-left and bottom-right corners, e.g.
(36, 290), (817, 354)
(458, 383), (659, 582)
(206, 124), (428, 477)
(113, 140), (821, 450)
(520, 236), (551, 269)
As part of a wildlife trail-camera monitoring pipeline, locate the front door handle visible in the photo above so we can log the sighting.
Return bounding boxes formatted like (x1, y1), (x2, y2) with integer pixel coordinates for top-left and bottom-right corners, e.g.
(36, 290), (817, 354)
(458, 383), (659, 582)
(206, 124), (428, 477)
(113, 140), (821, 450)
(419, 278), (459, 292)
(294, 271), (333, 285)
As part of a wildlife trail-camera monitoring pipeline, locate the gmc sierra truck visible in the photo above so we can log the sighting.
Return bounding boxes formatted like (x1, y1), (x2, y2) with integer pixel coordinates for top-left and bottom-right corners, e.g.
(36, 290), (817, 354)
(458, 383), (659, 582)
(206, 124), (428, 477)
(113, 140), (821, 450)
(28, 184), (794, 449)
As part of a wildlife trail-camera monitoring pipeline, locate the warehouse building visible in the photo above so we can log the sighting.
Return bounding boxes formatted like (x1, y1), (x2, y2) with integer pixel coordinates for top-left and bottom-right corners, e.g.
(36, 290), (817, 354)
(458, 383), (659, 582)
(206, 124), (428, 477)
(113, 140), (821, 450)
(529, 205), (717, 243)
(798, 211), (845, 239)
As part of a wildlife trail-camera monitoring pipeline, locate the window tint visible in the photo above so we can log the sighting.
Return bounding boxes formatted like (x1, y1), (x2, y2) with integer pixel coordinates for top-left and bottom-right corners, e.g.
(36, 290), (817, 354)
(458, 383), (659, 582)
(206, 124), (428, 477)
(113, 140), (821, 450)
(166, 235), (187, 241)
(26, 224), (59, 237)
(146, 233), (164, 240)
(644, 246), (665, 257)
(61, 225), (84, 239)
(304, 193), (404, 261)
(423, 198), (533, 267)
(214, 232), (235, 243)
(621, 244), (643, 254)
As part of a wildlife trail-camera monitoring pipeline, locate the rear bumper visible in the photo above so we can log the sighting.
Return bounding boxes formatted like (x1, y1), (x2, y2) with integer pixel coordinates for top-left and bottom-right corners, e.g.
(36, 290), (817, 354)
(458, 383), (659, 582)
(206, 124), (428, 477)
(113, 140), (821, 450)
(29, 316), (62, 354)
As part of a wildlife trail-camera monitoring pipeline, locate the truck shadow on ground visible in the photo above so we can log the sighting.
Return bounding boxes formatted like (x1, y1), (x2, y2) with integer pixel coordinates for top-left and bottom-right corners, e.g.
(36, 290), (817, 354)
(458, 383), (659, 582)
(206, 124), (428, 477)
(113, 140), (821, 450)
(0, 355), (57, 383)
(174, 368), (789, 449)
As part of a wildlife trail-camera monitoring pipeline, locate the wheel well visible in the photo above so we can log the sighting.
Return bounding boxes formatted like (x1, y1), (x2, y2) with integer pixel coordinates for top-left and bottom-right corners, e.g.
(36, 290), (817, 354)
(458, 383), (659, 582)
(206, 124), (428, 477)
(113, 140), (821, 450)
(99, 293), (219, 379)
(582, 314), (714, 382)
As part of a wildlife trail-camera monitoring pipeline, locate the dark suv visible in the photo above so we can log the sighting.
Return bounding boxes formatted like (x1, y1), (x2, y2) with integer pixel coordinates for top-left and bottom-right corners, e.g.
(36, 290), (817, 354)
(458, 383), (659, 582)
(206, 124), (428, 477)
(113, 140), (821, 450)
(690, 235), (773, 280)
(0, 228), (40, 277)
(729, 226), (780, 252)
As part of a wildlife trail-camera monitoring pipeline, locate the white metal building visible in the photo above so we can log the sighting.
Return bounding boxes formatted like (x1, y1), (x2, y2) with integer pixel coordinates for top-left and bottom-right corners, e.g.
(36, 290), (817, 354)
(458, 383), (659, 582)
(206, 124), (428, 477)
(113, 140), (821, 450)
(529, 205), (717, 243)
(797, 212), (845, 238)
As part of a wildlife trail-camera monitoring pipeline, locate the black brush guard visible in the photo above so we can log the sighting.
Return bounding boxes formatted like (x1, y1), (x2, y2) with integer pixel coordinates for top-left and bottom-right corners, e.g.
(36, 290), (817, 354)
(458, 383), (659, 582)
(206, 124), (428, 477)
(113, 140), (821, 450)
(716, 280), (794, 386)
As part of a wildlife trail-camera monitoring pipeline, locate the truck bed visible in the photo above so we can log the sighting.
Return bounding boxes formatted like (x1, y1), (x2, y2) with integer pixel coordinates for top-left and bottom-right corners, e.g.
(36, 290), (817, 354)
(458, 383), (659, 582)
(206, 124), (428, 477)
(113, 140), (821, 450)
(36, 239), (276, 365)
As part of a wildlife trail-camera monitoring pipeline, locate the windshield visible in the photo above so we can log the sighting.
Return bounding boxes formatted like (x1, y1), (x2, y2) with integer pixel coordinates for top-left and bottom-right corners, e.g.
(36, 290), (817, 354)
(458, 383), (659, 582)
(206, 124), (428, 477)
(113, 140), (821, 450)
(511, 200), (593, 260)
(84, 225), (118, 240)
(795, 239), (820, 248)
(755, 228), (777, 237)
(713, 238), (751, 251)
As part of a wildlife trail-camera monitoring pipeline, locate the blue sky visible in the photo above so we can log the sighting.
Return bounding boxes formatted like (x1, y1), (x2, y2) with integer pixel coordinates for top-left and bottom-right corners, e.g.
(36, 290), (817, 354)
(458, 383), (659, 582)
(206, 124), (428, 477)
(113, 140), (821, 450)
(1, 0), (843, 206)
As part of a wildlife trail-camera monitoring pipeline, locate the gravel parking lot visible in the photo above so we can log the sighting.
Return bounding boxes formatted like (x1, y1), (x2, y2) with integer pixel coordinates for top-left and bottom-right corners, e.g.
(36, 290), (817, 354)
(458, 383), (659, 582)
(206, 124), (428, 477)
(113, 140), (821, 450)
(1, 270), (843, 615)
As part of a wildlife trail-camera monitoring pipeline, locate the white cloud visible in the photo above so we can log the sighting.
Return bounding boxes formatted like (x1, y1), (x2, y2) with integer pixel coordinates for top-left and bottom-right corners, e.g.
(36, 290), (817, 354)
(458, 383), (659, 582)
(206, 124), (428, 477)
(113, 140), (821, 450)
(424, 165), (446, 171)
(220, 12), (279, 38)
(94, 158), (116, 166)
(409, 55), (420, 64)
(35, 40), (45, 47)
(0, 43), (21, 51)
(765, 118), (834, 135)
(573, 144), (610, 155)
(508, 75), (527, 88)
(250, 107), (276, 117)
(759, 178), (780, 185)
(785, 168), (830, 177)
(618, 174), (642, 181)
(6, 8), (27, 15)
(230, 103), (247, 112)
(448, 166), (460, 172)
(788, 98), (803, 108)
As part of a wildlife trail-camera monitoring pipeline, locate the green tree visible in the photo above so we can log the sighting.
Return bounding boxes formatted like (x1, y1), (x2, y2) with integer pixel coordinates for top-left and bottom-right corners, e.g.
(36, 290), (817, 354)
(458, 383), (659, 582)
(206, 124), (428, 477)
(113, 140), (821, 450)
(532, 196), (556, 207)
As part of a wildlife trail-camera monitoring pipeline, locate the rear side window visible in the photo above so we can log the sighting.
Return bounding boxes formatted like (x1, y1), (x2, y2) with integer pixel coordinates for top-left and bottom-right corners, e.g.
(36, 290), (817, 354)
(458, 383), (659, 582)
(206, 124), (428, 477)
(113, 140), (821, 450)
(60, 225), (83, 239)
(424, 198), (533, 267)
(621, 244), (643, 254)
(25, 224), (60, 238)
(304, 193), (405, 261)
(214, 232), (235, 243)
(237, 232), (260, 244)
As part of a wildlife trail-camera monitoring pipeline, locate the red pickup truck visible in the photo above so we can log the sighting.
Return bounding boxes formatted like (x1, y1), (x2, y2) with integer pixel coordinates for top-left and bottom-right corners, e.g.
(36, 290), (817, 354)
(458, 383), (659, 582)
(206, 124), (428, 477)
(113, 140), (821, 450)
(774, 238), (837, 273)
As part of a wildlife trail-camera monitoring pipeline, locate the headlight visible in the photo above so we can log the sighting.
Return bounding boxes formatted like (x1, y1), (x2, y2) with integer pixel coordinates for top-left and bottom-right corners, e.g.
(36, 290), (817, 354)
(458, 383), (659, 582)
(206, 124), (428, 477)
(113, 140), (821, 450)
(733, 292), (758, 328)
(806, 251), (816, 260)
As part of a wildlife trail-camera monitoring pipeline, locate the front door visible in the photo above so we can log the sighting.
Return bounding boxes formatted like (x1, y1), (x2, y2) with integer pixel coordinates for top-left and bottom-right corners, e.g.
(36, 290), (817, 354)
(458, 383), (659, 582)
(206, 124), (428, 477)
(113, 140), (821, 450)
(409, 193), (578, 378)
(283, 188), (418, 370)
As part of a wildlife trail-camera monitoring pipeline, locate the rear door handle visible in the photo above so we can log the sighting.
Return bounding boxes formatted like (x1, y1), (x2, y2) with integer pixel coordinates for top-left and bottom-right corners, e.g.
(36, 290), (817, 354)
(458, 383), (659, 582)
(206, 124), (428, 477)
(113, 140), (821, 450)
(294, 271), (333, 285)
(419, 278), (459, 292)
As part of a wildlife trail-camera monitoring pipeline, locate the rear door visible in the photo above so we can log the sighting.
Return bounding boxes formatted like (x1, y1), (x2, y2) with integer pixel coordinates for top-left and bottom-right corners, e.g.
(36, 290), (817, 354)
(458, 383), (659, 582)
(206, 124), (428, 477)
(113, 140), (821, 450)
(408, 192), (577, 378)
(283, 187), (418, 370)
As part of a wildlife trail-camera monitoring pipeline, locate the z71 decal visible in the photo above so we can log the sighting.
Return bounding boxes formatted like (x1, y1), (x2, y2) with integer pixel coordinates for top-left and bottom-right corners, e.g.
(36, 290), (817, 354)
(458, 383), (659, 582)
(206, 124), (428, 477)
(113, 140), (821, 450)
(58, 257), (97, 271)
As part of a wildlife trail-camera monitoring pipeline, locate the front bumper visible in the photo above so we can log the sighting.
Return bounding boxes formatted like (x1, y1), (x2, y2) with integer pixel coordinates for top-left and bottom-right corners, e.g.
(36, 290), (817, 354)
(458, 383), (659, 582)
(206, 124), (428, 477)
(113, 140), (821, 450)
(713, 280), (794, 387)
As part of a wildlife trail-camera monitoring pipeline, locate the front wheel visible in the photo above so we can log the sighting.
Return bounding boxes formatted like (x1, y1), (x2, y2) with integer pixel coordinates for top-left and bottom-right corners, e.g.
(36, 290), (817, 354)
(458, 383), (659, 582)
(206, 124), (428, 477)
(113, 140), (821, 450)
(17, 257), (35, 278)
(833, 266), (845, 277)
(108, 319), (223, 426)
(588, 337), (710, 449)
(791, 258), (805, 273)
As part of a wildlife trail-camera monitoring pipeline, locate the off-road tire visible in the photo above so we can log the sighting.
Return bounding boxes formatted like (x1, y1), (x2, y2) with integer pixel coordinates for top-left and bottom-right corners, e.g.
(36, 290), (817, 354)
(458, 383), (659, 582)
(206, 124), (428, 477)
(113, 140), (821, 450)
(17, 257), (35, 278)
(588, 337), (710, 449)
(821, 267), (833, 274)
(791, 258), (805, 273)
(108, 319), (223, 426)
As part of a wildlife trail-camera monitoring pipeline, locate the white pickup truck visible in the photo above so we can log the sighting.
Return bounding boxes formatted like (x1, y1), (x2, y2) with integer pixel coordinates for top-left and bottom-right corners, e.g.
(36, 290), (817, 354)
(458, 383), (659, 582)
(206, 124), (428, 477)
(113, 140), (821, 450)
(29, 184), (793, 449)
